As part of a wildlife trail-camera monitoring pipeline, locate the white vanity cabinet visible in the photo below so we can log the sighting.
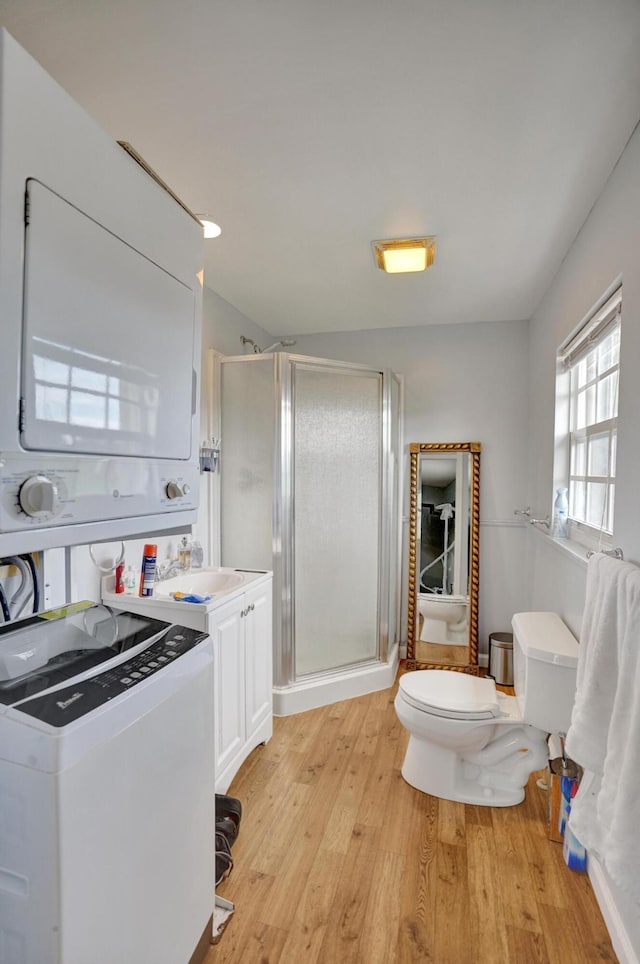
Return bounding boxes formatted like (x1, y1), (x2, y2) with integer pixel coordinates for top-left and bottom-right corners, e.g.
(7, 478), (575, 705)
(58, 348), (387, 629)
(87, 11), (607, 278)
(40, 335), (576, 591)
(101, 568), (273, 792)
(208, 577), (273, 792)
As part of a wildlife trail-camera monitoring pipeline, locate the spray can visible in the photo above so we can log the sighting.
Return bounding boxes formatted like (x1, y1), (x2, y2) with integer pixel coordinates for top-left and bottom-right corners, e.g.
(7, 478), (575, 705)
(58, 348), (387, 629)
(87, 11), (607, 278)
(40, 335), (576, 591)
(139, 543), (158, 596)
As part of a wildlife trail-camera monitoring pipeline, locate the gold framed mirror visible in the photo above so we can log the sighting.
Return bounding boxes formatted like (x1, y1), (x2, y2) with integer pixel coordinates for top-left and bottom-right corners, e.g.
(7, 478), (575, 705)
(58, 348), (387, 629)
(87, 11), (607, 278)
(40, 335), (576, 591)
(406, 442), (481, 673)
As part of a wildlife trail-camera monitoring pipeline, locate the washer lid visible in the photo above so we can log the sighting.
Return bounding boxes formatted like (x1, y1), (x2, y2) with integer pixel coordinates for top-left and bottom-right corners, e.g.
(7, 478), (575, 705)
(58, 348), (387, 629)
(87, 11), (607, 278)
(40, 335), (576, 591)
(0, 602), (173, 708)
(399, 670), (500, 719)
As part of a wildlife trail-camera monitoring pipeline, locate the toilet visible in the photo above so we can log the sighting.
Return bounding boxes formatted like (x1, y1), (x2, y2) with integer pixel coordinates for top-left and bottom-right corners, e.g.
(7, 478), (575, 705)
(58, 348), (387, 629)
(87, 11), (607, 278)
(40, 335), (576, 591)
(418, 594), (468, 644)
(395, 611), (579, 806)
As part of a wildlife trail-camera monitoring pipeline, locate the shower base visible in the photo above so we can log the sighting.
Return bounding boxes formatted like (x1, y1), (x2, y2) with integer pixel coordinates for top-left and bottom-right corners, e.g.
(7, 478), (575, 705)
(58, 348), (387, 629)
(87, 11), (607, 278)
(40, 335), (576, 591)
(272, 644), (399, 716)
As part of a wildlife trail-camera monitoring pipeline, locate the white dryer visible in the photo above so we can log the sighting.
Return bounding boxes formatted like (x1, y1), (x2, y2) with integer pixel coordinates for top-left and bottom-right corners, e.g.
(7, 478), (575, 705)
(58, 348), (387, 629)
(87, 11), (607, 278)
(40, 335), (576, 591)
(0, 602), (214, 964)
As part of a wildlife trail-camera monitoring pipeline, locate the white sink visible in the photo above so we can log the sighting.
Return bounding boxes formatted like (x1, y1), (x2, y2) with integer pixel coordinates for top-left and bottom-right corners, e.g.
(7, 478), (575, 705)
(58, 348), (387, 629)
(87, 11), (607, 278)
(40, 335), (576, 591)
(154, 569), (246, 598)
(101, 566), (270, 611)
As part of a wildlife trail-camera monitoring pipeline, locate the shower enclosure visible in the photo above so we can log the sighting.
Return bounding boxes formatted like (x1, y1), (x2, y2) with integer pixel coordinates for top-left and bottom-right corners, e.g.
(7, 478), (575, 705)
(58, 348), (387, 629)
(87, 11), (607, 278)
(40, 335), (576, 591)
(218, 352), (401, 715)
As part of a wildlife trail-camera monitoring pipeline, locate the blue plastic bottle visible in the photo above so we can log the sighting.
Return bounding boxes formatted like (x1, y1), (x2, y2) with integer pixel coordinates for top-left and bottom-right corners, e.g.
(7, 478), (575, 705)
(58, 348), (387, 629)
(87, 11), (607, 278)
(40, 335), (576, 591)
(553, 488), (569, 539)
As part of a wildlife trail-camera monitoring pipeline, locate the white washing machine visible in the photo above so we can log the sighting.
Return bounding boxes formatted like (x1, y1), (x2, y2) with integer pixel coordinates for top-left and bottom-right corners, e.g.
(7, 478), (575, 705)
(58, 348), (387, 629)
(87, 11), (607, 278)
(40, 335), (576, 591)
(0, 601), (214, 964)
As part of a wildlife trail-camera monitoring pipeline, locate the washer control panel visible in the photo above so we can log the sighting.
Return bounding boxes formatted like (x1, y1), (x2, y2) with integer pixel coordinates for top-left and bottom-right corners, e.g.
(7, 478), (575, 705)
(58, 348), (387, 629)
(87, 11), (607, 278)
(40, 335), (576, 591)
(15, 624), (207, 726)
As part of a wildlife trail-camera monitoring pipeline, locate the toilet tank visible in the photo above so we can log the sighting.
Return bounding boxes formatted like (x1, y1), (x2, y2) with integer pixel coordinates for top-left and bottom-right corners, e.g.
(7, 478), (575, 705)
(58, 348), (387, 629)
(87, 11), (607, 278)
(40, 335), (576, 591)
(512, 612), (579, 733)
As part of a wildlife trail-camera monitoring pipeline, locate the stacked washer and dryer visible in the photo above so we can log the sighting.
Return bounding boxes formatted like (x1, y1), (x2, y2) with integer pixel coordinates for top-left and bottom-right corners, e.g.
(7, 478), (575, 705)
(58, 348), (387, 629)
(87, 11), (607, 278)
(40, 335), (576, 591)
(0, 30), (217, 964)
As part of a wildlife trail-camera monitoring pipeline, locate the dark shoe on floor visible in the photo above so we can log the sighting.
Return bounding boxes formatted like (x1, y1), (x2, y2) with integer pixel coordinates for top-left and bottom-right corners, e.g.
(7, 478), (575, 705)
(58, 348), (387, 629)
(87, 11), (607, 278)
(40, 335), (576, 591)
(215, 793), (242, 831)
(215, 830), (234, 885)
(215, 814), (239, 848)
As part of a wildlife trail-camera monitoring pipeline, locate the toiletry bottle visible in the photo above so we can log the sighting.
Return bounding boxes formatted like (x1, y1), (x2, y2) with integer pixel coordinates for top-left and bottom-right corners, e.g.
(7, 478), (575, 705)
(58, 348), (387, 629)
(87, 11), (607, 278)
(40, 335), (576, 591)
(124, 565), (138, 594)
(115, 562), (125, 594)
(553, 488), (569, 539)
(139, 543), (158, 596)
(178, 536), (192, 570)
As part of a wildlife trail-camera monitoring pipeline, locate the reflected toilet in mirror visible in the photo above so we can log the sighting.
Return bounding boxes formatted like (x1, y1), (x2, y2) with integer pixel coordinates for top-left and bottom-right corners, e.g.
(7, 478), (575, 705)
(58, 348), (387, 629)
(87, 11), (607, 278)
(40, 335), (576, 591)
(407, 442), (481, 671)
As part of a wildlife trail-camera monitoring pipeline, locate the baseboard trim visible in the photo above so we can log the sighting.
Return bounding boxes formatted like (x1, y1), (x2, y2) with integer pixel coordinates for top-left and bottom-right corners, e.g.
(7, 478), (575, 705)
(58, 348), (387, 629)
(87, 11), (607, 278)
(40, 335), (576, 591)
(588, 856), (638, 964)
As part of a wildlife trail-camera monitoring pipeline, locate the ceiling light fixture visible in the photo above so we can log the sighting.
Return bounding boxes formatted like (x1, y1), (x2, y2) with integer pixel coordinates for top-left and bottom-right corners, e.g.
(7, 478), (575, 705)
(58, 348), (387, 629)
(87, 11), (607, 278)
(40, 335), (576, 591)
(196, 216), (222, 239)
(372, 236), (436, 273)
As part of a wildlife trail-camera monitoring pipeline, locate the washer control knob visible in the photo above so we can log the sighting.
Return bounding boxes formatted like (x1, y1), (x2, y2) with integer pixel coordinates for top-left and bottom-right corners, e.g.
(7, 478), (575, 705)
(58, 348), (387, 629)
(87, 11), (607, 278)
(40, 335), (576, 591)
(165, 480), (184, 500)
(19, 475), (60, 518)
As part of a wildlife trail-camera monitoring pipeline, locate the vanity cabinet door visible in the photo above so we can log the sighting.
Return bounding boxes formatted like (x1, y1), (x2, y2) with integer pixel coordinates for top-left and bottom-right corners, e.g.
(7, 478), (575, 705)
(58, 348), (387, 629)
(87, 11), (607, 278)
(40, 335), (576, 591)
(208, 598), (245, 784)
(244, 581), (273, 738)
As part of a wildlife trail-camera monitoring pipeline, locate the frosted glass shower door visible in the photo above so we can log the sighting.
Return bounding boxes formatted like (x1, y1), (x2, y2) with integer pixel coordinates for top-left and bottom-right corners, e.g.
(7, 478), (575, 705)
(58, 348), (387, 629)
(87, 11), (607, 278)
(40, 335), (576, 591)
(220, 357), (275, 572)
(293, 363), (381, 677)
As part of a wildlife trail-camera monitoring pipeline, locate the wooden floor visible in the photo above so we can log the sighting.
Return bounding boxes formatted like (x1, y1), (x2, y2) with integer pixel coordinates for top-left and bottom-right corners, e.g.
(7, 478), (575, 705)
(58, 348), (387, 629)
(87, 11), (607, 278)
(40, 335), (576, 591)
(415, 640), (469, 665)
(206, 675), (617, 964)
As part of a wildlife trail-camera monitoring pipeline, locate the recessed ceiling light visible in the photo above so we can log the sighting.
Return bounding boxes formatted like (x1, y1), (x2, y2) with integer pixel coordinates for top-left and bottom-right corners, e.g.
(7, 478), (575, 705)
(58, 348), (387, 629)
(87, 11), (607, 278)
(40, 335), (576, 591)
(196, 216), (222, 239)
(372, 237), (436, 273)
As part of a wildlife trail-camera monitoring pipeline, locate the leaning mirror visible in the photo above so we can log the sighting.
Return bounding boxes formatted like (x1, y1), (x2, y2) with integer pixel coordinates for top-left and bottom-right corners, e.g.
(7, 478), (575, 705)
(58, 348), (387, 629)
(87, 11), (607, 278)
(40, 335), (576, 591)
(407, 442), (481, 672)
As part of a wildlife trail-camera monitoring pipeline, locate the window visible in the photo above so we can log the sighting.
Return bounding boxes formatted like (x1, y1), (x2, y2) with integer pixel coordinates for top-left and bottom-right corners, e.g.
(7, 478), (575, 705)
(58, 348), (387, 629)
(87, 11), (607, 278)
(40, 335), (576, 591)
(556, 288), (621, 546)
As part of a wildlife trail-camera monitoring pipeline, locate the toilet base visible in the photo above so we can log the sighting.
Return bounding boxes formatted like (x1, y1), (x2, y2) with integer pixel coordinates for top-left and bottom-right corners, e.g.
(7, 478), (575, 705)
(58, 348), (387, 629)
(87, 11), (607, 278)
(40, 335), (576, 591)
(400, 725), (547, 807)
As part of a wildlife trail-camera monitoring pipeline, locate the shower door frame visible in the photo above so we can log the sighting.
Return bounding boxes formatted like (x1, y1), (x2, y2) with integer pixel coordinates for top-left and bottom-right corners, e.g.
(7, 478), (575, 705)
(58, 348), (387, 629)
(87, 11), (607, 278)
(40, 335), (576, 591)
(274, 353), (397, 689)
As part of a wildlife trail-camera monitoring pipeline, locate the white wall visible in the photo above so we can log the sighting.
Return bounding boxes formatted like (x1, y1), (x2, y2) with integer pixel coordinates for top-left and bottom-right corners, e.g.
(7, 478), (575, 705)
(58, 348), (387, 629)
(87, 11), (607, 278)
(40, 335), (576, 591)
(202, 284), (272, 358)
(526, 121), (640, 960)
(286, 319), (531, 654)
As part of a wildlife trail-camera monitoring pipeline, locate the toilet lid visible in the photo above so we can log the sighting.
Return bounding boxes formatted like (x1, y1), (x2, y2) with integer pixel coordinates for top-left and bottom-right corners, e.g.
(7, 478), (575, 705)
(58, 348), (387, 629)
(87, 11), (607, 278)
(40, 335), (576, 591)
(399, 670), (501, 720)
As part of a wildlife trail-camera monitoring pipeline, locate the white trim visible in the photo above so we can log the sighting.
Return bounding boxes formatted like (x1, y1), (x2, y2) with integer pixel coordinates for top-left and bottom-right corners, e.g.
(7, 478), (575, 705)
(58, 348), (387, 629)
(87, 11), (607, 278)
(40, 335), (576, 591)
(588, 856), (639, 964)
(528, 524), (588, 569)
(206, 348), (222, 567)
(480, 519), (526, 528)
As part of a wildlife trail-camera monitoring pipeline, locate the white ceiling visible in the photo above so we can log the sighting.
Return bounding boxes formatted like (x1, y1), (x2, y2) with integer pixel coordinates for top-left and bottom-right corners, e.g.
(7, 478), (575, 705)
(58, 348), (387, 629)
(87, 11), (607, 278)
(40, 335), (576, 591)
(2, 1), (640, 337)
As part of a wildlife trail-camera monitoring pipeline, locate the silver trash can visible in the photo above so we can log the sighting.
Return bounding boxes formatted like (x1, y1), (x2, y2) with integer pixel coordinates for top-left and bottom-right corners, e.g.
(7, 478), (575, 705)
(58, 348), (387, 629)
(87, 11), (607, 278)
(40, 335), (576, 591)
(488, 632), (514, 686)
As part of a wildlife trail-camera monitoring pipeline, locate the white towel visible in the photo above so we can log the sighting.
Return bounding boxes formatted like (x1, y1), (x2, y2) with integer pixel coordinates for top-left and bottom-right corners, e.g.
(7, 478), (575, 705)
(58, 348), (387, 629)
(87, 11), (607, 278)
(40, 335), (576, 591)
(565, 553), (640, 900)
(565, 555), (628, 770)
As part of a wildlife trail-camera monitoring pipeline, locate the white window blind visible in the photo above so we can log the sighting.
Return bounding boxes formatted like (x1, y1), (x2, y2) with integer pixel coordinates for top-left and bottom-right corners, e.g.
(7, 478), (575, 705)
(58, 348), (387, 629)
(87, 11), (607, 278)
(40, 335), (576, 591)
(558, 288), (621, 538)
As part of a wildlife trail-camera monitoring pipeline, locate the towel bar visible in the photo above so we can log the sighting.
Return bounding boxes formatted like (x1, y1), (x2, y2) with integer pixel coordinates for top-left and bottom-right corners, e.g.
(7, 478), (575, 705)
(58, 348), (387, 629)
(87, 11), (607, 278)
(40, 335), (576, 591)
(586, 547), (624, 560)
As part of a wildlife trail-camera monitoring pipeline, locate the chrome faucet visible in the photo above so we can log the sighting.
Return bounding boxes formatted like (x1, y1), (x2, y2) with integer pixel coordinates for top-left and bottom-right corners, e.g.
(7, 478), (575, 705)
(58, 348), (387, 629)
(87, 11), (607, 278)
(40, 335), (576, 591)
(156, 559), (186, 581)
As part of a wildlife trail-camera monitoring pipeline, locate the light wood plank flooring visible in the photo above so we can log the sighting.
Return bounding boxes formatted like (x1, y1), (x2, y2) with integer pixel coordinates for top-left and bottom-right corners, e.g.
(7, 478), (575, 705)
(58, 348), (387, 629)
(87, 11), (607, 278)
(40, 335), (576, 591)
(206, 674), (617, 964)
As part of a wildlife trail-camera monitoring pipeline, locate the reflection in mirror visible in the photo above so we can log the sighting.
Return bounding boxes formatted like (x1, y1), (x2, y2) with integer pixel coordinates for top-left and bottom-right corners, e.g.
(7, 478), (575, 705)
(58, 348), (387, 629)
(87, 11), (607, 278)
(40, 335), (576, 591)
(407, 442), (481, 672)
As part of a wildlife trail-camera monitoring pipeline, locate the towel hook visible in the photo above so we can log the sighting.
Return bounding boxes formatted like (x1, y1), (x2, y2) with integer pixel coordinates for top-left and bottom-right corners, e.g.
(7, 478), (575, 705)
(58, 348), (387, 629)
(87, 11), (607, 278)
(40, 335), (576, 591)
(529, 516), (550, 529)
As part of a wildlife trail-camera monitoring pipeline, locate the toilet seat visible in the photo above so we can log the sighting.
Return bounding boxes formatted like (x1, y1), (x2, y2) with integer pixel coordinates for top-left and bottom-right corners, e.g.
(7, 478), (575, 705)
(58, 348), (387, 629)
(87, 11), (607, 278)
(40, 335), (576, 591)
(399, 670), (501, 720)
